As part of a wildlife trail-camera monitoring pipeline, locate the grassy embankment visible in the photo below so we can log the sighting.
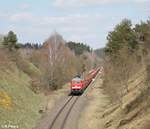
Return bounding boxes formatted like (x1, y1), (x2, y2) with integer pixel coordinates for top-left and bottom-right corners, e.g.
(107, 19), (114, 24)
(0, 49), (45, 129)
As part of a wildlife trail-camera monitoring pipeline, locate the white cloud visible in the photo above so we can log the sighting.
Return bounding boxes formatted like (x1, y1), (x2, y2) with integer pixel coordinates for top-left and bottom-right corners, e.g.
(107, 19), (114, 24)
(0, 12), (9, 19)
(54, 0), (121, 7)
(54, 0), (123, 7)
(10, 12), (33, 22)
(4, 12), (105, 48)
(53, 0), (150, 7)
(38, 13), (104, 29)
(4, 11), (103, 27)
(19, 3), (30, 9)
(134, 0), (150, 2)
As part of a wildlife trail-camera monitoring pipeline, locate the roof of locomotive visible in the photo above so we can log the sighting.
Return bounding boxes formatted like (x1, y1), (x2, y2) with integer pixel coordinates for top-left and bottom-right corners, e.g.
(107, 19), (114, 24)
(72, 77), (83, 81)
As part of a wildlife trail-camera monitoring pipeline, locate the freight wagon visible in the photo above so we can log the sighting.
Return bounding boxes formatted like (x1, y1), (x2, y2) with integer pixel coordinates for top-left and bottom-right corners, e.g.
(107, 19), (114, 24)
(70, 68), (100, 95)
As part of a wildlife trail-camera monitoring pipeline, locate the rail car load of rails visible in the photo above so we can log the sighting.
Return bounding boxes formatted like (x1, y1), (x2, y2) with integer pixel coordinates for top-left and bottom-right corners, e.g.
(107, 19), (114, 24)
(70, 68), (100, 95)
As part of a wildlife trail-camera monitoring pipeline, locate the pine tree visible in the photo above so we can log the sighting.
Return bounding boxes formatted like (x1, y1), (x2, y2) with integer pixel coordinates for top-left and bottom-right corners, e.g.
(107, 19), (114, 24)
(3, 31), (18, 50)
(105, 19), (137, 55)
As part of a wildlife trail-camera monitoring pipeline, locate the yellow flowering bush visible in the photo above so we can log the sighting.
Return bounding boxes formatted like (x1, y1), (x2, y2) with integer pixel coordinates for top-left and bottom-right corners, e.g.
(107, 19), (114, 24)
(0, 91), (12, 109)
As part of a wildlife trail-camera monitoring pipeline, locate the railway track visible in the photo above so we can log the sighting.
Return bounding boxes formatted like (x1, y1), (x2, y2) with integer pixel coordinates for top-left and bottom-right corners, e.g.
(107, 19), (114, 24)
(48, 70), (101, 129)
(35, 70), (101, 129)
(49, 96), (80, 129)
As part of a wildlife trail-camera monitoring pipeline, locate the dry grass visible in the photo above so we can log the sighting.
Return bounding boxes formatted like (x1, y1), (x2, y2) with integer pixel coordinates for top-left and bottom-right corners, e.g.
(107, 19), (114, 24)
(45, 83), (70, 111)
(78, 76), (110, 129)
(99, 50), (150, 129)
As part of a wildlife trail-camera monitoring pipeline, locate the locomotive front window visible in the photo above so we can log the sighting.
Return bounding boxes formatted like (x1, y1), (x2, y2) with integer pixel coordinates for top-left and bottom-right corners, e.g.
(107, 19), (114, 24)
(72, 81), (81, 84)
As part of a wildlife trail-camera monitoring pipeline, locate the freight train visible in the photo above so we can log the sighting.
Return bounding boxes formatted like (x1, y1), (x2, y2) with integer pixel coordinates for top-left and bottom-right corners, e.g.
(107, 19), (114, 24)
(70, 68), (101, 95)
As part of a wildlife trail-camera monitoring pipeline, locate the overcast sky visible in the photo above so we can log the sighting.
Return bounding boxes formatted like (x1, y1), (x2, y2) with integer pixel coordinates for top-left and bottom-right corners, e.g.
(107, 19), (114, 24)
(0, 0), (150, 49)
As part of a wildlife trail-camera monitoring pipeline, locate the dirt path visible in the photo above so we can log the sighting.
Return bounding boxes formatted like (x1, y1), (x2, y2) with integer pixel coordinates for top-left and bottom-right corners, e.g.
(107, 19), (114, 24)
(78, 76), (110, 129)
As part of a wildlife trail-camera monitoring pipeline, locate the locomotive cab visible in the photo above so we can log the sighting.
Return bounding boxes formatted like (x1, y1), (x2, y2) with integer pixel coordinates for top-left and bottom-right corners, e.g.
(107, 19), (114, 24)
(71, 77), (84, 94)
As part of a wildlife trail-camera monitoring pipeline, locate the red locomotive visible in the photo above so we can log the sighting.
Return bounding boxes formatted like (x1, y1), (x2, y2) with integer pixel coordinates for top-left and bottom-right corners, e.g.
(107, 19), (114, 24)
(70, 68), (100, 94)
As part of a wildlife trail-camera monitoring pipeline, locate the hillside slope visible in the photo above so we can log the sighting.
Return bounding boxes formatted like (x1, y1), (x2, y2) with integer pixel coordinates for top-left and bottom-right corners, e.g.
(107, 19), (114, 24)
(100, 68), (150, 129)
(79, 68), (150, 129)
(0, 49), (45, 129)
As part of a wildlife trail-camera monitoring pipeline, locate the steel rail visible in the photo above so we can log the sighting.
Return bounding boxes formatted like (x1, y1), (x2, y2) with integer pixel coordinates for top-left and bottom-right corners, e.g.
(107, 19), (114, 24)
(49, 96), (74, 129)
